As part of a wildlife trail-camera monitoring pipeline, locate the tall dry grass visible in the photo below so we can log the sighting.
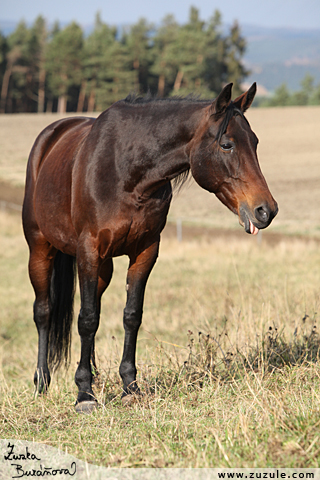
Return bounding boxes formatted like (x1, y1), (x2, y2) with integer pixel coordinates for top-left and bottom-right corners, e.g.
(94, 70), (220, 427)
(0, 210), (320, 467)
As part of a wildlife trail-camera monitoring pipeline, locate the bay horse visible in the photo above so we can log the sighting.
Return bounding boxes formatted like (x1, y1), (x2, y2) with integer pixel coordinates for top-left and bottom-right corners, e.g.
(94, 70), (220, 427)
(22, 83), (278, 413)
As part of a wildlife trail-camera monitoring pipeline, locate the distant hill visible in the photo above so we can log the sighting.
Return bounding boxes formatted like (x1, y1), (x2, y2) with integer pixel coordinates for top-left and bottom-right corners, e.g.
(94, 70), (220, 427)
(242, 25), (320, 93)
(1, 19), (319, 94)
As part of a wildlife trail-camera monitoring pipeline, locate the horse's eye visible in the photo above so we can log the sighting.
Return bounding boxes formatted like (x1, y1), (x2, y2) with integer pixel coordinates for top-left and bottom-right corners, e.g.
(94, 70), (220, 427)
(220, 143), (234, 152)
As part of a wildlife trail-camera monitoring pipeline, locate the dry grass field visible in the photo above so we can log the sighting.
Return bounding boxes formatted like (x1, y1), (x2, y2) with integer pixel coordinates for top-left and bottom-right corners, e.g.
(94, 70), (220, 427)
(0, 106), (320, 468)
(1, 208), (320, 468)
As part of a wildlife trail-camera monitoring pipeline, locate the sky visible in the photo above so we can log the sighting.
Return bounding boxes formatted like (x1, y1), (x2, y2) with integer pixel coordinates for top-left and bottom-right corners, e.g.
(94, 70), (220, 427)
(1, 0), (320, 30)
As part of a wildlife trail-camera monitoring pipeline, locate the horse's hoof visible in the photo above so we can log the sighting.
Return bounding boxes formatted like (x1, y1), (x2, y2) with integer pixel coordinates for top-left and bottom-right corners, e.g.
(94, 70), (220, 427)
(75, 400), (98, 414)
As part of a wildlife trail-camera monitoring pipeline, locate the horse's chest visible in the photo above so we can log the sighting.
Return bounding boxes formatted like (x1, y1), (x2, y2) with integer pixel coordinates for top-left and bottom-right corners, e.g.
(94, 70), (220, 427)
(133, 199), (168, 232)
(129, 191), (171, 240)
(136, 182), (172, 221)
(99, 186), (172, 258)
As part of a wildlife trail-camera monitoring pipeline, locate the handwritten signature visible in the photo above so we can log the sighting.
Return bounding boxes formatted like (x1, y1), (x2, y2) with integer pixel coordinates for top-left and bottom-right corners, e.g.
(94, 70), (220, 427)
(3, 442), (77, 478)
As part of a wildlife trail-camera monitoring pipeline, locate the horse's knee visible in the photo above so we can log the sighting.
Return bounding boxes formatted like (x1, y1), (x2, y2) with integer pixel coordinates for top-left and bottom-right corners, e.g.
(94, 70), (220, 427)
(123, 307), (142, 331)
(33, 300), (50, 329)
(78, 308), (99, 337)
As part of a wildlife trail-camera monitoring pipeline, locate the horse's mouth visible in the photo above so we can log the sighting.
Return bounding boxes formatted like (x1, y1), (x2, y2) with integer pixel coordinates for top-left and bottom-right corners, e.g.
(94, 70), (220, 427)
(239, 209), (260, 236)
(245, 217), (260, 235)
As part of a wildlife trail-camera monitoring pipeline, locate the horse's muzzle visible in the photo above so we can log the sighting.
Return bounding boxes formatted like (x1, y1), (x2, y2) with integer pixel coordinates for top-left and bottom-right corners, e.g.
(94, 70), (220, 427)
(240, 202), (278, 235)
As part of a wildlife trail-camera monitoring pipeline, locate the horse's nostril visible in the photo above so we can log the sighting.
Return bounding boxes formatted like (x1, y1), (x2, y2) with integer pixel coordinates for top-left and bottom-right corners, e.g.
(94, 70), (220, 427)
(255, 205), (269, 223)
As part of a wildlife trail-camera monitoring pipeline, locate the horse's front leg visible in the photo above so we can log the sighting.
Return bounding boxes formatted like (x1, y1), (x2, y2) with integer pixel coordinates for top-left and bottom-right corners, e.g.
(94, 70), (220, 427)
(120, 240), (159, 404)
(74, 241), (102, 413)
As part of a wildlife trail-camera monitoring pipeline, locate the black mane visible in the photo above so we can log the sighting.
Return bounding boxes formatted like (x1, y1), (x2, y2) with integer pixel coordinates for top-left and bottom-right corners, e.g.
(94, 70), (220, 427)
(123, 92), (211, 105)
(124, 93), (249, 144)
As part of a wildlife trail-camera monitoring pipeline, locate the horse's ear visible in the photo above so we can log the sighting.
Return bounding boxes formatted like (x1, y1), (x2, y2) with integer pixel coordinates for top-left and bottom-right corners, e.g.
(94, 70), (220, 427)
(233, 83), (257, 112)
(210, 83), (233, 116)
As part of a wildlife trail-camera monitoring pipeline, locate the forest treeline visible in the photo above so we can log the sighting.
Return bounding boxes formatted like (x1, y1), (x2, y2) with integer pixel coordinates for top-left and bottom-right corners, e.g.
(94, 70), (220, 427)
(257, 74), (320, 107)
(0, 8), (249, 113)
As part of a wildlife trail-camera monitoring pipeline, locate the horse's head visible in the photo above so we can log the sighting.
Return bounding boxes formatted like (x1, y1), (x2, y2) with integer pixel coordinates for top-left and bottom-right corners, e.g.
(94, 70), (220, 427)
(189, 83), (278, 234)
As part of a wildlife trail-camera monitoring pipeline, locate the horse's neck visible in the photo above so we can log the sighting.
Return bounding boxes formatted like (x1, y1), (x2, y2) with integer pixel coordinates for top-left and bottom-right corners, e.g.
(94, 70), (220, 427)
(133, 102), (207, 196)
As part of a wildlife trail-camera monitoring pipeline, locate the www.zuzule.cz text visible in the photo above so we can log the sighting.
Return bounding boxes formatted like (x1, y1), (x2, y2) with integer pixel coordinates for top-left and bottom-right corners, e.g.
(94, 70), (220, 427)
(218, 472), (314, 479)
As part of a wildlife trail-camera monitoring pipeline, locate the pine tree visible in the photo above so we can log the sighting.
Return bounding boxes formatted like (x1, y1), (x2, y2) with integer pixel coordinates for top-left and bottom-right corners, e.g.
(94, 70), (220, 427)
(0, 21), (29, 112)
(46, 22), (84, 112)
(168, 7), (207, 96)
(124, 18), (154, 94)
(271, 83), (291, 106)
(225, 21), (248, 96)
(291, 74), (314, 105)
(96, 41), (136, 108)
(83, 13), (136, 111)
(29, 16), (47, 113)
(151, 15), (179, 97)
(203, 10), (227, 96)
(82, 12), (117, 111)
(0, 32), (8, 112)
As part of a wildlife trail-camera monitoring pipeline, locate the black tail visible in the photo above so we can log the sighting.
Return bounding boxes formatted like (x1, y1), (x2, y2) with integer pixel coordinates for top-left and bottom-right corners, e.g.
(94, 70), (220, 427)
(48, 251), (76, 369)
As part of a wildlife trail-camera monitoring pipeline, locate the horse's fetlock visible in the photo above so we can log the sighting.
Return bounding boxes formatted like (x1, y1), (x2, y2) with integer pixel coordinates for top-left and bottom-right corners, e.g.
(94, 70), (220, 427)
(75, 365), (92, 387)
(34, 368), (51, 393)
(119, 361), (136, 379)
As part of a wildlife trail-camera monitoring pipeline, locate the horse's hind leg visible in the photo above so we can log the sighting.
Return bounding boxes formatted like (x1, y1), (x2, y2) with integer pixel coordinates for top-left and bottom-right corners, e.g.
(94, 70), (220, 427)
(28, 238), (56, 394)
(119, 240), (159, 403)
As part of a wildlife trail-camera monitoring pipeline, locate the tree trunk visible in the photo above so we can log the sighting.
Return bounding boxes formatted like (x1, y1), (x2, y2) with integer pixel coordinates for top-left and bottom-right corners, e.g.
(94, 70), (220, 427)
(77, 80), (87, 113)
(133, 59), (140, 92)
(57, 95), (67, 113)
(0, 64), (12, 113)
(38, 67), (46, 113)
(158, 74), (165, 97)
(46, 98), (53, 113)
(87, 89), (95, 112)
(173, 70), (184, 92)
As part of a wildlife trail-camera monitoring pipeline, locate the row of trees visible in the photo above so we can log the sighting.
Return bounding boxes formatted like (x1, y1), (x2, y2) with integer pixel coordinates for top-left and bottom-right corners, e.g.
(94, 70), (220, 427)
(0, 8), (248, 113)
(259, 74), (320, 107)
